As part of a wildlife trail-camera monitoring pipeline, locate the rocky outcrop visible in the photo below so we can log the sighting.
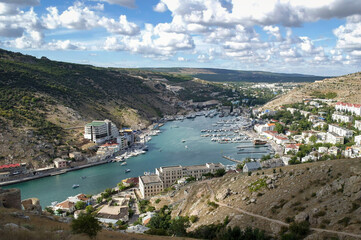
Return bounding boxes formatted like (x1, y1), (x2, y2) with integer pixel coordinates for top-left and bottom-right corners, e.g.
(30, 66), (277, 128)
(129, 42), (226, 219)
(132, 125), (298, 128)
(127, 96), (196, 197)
(21, 198), (42, 214)
(0, 188), (21, 209)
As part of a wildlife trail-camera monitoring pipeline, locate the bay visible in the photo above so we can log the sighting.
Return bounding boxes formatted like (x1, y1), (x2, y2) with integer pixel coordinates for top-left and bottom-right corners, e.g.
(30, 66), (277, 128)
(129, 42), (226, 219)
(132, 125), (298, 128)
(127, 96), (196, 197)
(4, 116), (267, 207)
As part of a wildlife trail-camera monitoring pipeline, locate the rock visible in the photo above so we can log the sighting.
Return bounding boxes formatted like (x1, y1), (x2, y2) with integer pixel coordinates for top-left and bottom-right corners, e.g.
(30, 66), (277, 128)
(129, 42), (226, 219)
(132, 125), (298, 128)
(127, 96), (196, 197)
(266, 179), (272, 185)
(216, 188), (231, 201)
(4, 223), (29, 231)
(21, 198), (42, 214)
(250, 198), (256, 203)
(242, 196), (247, 201)
(295, 212), (309, 222)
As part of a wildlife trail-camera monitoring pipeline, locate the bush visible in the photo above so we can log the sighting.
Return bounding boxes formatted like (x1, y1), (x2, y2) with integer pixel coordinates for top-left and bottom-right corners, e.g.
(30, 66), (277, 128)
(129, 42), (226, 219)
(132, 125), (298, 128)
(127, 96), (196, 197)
(71, 212), (102, 239)
(190, 215), (199, 223)
(288, 221), (310, 237)
(155, 199), (161, 204)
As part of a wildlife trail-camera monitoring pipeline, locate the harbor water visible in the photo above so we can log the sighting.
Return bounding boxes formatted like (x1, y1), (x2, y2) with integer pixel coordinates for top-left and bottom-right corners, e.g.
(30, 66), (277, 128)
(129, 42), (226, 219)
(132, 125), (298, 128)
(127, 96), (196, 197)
(4, 116), (268, 207)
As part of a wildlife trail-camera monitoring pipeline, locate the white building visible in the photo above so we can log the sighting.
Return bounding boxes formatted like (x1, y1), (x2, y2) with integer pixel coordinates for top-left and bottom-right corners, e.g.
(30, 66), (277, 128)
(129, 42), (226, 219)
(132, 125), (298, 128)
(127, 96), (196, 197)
(53, 158), (67, 168)
(243, 161), (261, 172)
(326, 132), (344, 145)
(355, 135), (361, 146)
(332, 113), (353, 123)
(156, 163), (224, 188)
(335, 102), (361, 116)
(328, 124), (353, 138)
(84, 120), (119, 143)
(355, 120), (361, 131)
(254, 123), (276, 133)
(286, 108), (298, 114)
(139, 175), (164, 199)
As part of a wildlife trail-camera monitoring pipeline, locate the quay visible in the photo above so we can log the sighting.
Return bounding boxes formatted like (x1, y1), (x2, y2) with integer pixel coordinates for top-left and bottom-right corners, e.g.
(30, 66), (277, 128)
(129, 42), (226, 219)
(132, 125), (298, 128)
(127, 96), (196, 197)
(222, 155), (242, 164)
(237, 145), (268, 149)
(237, 151), (268, 154)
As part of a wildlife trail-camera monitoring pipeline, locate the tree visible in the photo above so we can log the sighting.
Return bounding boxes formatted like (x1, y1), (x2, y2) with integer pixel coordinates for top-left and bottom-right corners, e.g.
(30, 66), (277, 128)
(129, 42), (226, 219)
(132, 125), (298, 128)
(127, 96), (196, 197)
(71, 213), (102, 238)
(75, 201), (87, 210)
(275, 123), (284, 134)
(309, 135), (317, 144)
(214, 168), (226, 177)
(169, 216), (190, 236)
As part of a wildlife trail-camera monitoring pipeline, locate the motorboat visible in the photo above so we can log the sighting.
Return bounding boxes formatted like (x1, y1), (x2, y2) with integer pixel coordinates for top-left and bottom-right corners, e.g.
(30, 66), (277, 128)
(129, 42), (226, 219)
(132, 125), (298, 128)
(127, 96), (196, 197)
(125, 169), (131, 173)
(72, 184), (80, 189)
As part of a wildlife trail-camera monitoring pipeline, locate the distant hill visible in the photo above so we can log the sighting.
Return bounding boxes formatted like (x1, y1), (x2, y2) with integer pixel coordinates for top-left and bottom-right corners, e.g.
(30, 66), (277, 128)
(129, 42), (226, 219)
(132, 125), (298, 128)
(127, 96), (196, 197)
(262, 72), (361, 110)
(141, 67), (326, 83)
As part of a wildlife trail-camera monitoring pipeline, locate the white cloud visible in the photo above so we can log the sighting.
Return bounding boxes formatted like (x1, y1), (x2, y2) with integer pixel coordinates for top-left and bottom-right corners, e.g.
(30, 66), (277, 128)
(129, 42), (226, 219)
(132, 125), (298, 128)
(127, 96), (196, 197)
(47, 40), (83, 50)
(177, 56), (186, 61)
(153, 2), (167, 12)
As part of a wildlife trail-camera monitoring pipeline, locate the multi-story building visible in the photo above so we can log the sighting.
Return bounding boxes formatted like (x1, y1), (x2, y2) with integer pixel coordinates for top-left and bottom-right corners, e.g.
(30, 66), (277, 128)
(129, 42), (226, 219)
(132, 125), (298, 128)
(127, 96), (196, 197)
(254, 123), (276, 133)
(155, 163), (224, 188)
(139, 175), (164, 199)
(355, 120), (361, 131)
(328, 124), (353, 138)
(332, 113), (353, 123)
(84, 120), (119, 143)
(355, 135), (361, 146)
(53, 158), (67, 168)
(326, 132), (344, 145)
(335, 102), (361, 116)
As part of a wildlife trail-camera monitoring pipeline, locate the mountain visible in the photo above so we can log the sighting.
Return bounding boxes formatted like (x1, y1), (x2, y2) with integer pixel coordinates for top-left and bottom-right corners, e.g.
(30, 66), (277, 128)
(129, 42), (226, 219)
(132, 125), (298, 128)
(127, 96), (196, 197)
(141, 67), (326, 83)
(0, 49), (222, 167)
(262, 72), (361, 110)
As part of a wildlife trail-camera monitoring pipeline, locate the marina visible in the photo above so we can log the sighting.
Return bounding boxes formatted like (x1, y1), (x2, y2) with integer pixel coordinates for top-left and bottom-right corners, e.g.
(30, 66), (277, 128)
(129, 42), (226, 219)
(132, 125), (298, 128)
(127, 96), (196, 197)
(4, 114), (269, 207)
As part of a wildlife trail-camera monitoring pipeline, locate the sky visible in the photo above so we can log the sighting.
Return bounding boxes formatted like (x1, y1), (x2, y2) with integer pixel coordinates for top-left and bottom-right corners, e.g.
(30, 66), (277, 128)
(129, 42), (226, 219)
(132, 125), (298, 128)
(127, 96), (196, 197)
(0, 0), (360, 76)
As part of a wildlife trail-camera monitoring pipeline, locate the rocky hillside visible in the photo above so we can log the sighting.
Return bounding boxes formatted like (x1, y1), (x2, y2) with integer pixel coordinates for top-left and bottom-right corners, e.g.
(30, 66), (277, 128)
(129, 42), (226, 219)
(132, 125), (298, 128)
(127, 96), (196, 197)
(0, 49), (223, 167)
(262, 72), (361, 110)
(151, 158), (361, 239)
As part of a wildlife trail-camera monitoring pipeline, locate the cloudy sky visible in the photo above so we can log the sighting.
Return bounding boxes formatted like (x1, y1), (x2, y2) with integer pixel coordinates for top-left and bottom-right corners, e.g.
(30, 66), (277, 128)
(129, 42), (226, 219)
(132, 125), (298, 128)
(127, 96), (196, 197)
(0, 0), (360, 76)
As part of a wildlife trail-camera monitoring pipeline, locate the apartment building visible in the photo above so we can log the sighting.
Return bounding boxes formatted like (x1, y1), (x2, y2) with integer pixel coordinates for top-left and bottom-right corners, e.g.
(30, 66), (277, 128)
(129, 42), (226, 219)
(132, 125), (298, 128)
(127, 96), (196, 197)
(355, 120), (361, 131)
(138, 175), (164, 199)
(155, 163), (224, 188)
(326, 132), (344, 145)
(254, 123), (276, 133)
(84, 119), (119, 143)
(53, 158), (67, 168)
(328, 124), (353, 138)
(335, 102), (361, 116)
(332, 112), (353, 123)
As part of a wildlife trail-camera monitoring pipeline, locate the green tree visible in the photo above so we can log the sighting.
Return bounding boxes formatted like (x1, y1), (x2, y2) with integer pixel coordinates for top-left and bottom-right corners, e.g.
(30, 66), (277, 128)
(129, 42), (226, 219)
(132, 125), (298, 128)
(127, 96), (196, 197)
(309, 135), (317, 143)
(169, 217), (190, 236)
(75, 201), (87, 210)
(214, 168), (226, 177)
(71, 212), (102, 239)
(275, 123), (284, 134)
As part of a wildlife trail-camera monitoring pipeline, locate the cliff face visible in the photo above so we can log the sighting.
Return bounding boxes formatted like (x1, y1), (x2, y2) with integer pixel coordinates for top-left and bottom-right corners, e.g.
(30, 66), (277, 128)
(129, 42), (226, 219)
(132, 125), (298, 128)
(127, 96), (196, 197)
(151, 158), (361, 239)
(262, 72), (361, 110)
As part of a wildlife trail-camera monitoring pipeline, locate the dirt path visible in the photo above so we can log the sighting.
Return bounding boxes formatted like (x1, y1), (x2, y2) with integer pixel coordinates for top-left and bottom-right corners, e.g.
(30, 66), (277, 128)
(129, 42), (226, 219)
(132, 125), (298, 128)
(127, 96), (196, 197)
(205, 182), (361, 239)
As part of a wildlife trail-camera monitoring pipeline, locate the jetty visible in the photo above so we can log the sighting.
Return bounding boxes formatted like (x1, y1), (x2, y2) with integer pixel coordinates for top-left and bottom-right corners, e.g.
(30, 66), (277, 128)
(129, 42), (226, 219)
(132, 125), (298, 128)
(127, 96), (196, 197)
(237, 151), (268, 154)
(222, 156), (242, 163)
(237, 145), (268, 149)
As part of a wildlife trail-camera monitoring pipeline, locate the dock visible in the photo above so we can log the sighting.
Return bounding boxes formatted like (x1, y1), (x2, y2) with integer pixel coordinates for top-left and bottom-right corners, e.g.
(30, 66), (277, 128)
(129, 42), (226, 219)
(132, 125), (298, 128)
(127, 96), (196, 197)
(237, 145), (268, 149)
(237, 151), (268, 154)
(222, 156), (242, 163)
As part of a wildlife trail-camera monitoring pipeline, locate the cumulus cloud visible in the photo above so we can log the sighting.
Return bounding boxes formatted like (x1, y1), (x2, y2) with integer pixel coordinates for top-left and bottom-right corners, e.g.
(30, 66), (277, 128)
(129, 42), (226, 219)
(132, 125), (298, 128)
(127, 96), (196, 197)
(153, 2), (167, 12)
(96, 0), (136, 8)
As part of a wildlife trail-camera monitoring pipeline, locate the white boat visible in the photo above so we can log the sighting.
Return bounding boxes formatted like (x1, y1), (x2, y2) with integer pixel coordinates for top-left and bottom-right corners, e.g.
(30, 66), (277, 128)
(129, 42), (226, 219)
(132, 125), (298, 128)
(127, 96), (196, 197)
(121, 162), (127, 166)
(185, 145), (188, 149)
(72, 184), (79, 189)
(182, 140), (186, 143)
(125, 169), (131, 173)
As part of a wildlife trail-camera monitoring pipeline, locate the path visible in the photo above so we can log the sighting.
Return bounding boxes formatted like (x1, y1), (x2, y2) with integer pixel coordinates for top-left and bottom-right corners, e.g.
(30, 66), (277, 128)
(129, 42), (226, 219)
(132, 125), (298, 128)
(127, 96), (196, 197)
(205, 182), (361, 239)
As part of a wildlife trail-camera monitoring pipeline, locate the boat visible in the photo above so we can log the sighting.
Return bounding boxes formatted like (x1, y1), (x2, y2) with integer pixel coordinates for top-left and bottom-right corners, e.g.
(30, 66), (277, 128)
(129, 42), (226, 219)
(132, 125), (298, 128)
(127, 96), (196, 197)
(144, 171), (151, 175)
(182, 140), (186, 143)
(185, 145), (188, 149)
(125, 169), (131, 173)
(51, 201), (58, 206)
(81, 176), (87, 179)
(254, 139), (267, 145)
(121, 162), (127, 166)
(72, 184), (80, 189)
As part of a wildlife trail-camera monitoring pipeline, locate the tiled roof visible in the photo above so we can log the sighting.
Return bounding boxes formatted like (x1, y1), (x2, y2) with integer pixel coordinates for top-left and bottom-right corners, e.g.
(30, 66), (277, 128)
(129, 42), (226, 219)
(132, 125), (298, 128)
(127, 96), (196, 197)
(0, 163), (20, 170)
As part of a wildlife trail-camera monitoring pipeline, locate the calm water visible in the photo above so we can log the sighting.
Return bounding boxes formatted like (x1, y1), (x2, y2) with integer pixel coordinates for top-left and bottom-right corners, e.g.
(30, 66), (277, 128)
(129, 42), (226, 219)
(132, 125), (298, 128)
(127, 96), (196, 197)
(5, 116), (267, 207)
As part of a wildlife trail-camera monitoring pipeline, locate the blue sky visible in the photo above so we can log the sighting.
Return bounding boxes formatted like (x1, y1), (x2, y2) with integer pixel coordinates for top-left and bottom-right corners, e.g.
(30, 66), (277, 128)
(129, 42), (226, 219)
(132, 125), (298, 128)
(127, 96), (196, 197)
(0, 0), (360, 76)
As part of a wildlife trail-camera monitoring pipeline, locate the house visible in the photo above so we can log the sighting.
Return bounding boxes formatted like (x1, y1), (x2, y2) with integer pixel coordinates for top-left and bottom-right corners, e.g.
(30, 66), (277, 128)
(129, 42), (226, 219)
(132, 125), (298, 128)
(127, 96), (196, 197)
(0, 163), (27, 175)
(312, 122), (327, 129)
(326, 132), (344, 145)
(318, 147), (328, 154)
(274, 135), (289, 145)
(281, 156), (292, 166)
(260, 159), (284, 169)
(53, 158), (67, 168)
(332, 113), (353, 123)
(286, 108), (298, 114)
(243, 162), (261, 172)
(328, 146), (340, 156)
(328, 124), (353, 138)
(355, 135), (361, 146)
(335, 102), (361, 116)
(262, 130), (278, 139)
(284, 144), (299, 154)
(301, 153), (318, 163)
(355, 120), (361, 131)
(55, 200), (75, 213)
(97, 204), (129, 224)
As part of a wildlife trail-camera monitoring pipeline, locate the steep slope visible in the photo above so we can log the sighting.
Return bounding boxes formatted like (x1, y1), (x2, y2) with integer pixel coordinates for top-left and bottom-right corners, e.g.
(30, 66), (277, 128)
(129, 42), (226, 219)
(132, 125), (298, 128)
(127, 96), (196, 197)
(151, 158), (361, 239)
(262, 72), (361, 110)
(141, 67), (325, 83)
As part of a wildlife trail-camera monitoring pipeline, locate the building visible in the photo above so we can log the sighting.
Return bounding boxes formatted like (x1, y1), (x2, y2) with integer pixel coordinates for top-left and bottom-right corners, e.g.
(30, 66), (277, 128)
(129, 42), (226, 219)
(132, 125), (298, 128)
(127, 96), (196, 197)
(355, 135), (361, 146)
(355, 120), (361, 131)
(332, 113), (353, 123)
(328, 124), (353, 138)
(0, 172), (10, 182)
(155, 163), (224, 188)
(326, 132), (344, 145)
(284, 144), (299, 154)
(0, 163), (27, 175)
(54, 200), (75, 213)
(84, 119), (119, 143)
(274, 135), (289, 145)
(243, 161), (261, 172)
(53, 158), (67, 168)
(96, 142), (120, 155)
(139, 175), (164, 199)
(335, 102), (361, 116)
(96, 198), (129, 224)
(254, 123), (276, 133)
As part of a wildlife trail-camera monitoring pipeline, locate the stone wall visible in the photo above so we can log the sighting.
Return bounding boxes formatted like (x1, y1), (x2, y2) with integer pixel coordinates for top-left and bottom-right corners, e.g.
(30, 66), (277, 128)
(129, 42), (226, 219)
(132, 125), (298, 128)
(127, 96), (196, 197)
(0, 188), (21, 209)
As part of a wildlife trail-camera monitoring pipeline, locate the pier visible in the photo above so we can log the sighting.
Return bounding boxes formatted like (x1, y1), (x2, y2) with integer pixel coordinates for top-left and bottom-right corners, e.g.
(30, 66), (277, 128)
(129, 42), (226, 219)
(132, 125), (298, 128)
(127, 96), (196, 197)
(237, 145), (268, 149)
(222, 156), (242, 163)
(237, 151), (268, 154)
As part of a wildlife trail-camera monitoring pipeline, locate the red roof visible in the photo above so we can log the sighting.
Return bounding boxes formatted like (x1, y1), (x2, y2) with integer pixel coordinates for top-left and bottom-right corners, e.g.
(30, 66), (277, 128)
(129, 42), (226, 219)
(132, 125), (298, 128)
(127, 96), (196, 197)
(0, 163), (20, 170)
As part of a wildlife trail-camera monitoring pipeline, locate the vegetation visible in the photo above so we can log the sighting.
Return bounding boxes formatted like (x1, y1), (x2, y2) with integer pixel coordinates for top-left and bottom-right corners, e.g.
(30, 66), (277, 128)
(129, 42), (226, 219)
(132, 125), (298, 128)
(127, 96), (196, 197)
(249, 178), (267, 192)
(71, 212), (102, 239)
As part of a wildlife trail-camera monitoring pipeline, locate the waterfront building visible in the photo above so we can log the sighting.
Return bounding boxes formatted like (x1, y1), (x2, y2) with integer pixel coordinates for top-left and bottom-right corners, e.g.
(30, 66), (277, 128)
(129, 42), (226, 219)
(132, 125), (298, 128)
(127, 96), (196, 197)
(84, 119), (119, 143)
(53, 158), (67, 168)
(355, 120), (361, 131)
(0, 172), (10, 182)
(284, 144), (299, 154)
(335, 102), (361, 116)
(139, 175), (163, 199)
(328, 124), (353, 138)
(332, 113), (353, 123)
(54, 200), (75, 213)
(243, 162), (261, 172)
(254, 123), (276, 133)
(96, 197), (129, 224)
(117, 135), (128, 150)
(96, 142), (120, 156)
(155, 163), (225, 188)
(0, 163), (27, 175)
(326, 132), (344, 145)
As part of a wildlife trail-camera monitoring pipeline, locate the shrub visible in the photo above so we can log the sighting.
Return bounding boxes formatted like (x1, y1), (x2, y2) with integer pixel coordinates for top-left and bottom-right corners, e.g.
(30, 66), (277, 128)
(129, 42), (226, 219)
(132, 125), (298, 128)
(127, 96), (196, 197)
(71, 212), (102, 239)
(190, 215), (199, 223)
(155, 199), (161, 204)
